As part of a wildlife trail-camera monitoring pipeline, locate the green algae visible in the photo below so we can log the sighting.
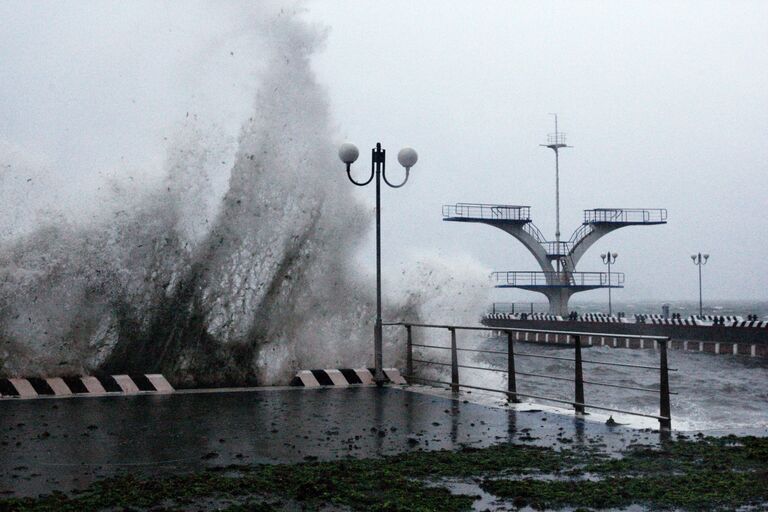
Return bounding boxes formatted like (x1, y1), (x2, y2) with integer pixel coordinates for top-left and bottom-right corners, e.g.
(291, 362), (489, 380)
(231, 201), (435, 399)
(1, 436), (766, 511)
(483, 470), (766, 510)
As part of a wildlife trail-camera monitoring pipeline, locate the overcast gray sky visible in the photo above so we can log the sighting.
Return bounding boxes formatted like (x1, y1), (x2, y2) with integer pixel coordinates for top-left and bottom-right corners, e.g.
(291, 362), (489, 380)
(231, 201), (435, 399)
(306, 0), (768, 302)
(1, 1), (766, 303)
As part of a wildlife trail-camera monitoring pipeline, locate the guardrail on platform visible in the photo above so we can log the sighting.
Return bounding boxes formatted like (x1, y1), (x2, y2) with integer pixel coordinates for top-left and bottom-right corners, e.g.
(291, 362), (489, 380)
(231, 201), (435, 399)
(492, 271), (625, 287)
(583, 208), (667, 224)
(490, 302), (551, 314)
(442, 203), (531, 221)
(384, 322), (674, 430)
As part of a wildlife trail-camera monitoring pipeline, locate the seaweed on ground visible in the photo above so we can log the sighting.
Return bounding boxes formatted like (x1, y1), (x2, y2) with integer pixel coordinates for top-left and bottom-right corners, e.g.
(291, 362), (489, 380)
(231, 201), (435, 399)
(1, 435), (766, 511)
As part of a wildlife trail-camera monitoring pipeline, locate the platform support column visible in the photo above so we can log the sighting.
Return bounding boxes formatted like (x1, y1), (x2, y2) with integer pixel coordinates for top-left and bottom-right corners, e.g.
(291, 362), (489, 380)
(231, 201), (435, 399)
(543, 288), (574, 317)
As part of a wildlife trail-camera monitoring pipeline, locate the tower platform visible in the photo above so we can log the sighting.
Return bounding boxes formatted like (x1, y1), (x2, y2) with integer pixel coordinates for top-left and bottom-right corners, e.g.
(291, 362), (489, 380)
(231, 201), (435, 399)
(492, 270), (625, 292)
(442, 203), (530, 224)
(583, 208), (667, 225)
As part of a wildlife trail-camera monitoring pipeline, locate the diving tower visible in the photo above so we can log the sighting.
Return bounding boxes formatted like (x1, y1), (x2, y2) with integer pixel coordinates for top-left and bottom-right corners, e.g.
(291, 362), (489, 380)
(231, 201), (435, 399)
(443, 204), (665, 315)
(442, 118), (667, 316)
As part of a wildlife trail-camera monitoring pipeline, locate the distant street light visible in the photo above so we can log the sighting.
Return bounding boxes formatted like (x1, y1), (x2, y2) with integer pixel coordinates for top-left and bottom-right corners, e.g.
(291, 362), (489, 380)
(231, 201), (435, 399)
(339, 142), (418, 386)
(600, 252), (618, 316)
(691, 253), (710, 318)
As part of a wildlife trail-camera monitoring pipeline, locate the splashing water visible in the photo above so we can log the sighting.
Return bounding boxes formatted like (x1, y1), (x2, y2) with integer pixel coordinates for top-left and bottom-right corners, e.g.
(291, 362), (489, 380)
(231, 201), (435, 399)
(0, 7), (489, 386)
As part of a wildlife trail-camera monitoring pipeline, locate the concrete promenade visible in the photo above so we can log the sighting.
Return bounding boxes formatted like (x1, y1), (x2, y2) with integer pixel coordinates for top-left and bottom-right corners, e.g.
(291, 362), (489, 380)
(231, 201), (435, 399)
(0, 385), (676, 498)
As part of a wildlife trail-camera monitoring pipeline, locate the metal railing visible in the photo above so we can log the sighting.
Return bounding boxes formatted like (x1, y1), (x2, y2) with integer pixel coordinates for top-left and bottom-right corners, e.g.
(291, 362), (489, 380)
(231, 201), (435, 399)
(583, 208), (668, 224)
(492, 271), (625, 287)
(542, 241), (573, 256)
(522, 222), (546, 243)
(490, 302), (550, 315)
(520, 224), (574, 257)
(521, 224), (574, 257)
(385, 322), (673, 430)
(442, 203), (531, 221)
(568, 222), (594, 246)
(547, 132), (567, 145)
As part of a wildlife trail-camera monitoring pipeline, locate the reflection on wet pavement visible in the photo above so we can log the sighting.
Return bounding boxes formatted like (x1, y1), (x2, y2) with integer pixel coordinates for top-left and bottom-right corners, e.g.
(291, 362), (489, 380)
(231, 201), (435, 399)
(1, 386), (670, 497)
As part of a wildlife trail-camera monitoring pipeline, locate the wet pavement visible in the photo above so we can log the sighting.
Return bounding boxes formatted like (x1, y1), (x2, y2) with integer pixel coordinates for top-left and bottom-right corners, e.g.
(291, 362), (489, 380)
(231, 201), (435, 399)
(1, 385), (677, 498)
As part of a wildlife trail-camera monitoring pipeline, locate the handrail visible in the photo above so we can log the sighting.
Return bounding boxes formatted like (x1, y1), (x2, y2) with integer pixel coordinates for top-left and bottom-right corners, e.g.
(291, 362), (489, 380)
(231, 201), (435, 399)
(583, 208), (668, 224)
(542, 241), (573, 256)
(442, 203), (531, 221)
(491, 271), (625, 287)
(489, 302), (548, 315)
(415, 359), (675, 394)
(514, 351), (675, 370)
(411, 342), (677, 370)
(391, 321), (673, 429)
(522, 222), (546, 243)
(406, 376), (669, 421)
(568, 222), (594, 244)
(385, 321), (668, 341)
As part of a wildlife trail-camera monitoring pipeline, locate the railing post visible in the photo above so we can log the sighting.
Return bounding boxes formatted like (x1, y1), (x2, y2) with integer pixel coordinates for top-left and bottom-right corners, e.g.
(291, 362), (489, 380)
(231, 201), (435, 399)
(405, 324), (413, 379)
(449, 328), (459, 392)
(659, 338), (672, 430)
(574, 334), (585, 414)
(507, 331), (520, 403)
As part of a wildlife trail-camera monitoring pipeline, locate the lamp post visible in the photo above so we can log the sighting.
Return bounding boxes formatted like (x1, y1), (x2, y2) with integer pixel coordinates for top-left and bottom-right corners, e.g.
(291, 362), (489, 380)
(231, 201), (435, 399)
(339, 142), (418, 386)
(600, 252), (618, 316)
(691, 253), (709, 318)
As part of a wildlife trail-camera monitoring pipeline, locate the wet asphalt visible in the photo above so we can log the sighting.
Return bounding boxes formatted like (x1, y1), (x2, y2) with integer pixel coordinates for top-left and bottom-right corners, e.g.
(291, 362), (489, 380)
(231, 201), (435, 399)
(1, 386), (671, 498)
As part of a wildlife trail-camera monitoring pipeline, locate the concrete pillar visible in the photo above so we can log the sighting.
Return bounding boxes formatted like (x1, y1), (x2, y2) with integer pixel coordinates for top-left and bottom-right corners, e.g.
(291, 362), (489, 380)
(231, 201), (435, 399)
(542, 288), (574, 317)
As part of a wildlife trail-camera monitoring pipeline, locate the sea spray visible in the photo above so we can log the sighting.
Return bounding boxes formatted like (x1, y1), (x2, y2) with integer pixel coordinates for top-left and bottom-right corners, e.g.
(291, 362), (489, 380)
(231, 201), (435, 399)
(0, 6), (488, 386)
(390, 254), (493, 382)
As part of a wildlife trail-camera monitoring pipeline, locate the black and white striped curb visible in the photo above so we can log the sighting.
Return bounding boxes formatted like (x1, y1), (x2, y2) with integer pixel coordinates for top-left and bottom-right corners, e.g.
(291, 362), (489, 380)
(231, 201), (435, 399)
(635, 314), (665, 321)
(0, 374), (174, 399)
(485, 312), (766, 328)
(648, 318), (700, 326)
(485, 313), (563, 321)
(580, 313), (624, 323)
(698, 315), (743, 322)
(290, 368), (407, 387)
(731, 321), (767, 328)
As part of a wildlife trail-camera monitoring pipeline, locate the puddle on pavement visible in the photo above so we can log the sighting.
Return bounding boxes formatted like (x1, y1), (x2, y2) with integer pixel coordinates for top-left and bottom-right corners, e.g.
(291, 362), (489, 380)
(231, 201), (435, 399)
(1, 386), (670, 497)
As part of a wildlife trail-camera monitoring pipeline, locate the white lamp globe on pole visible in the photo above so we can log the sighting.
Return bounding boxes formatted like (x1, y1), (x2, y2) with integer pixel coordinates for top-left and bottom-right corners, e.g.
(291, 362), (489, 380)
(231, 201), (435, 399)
(397, 147), (418, 170)
(339, 143), (360, 167)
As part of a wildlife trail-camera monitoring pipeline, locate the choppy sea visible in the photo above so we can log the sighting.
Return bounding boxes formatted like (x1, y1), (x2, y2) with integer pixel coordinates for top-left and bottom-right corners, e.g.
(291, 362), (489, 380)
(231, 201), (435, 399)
(417, 299), (768, 432)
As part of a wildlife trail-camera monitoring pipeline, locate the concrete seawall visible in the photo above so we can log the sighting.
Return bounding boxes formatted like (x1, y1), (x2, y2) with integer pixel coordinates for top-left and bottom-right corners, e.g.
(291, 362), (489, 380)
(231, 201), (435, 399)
(482, 318), (768, 358)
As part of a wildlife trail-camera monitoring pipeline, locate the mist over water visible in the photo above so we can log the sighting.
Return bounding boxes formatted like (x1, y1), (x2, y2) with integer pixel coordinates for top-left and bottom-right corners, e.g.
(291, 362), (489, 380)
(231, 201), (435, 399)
(0, 6), (488, 386)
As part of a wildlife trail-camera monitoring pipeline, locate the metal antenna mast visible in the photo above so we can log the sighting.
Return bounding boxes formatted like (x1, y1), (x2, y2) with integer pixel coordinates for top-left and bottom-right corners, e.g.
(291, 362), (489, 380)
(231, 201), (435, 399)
(540, 114), (570, 270)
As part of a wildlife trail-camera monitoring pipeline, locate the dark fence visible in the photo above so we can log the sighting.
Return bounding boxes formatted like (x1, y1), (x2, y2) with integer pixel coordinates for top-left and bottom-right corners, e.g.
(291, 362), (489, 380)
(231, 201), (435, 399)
(384, 322), (674, 430)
